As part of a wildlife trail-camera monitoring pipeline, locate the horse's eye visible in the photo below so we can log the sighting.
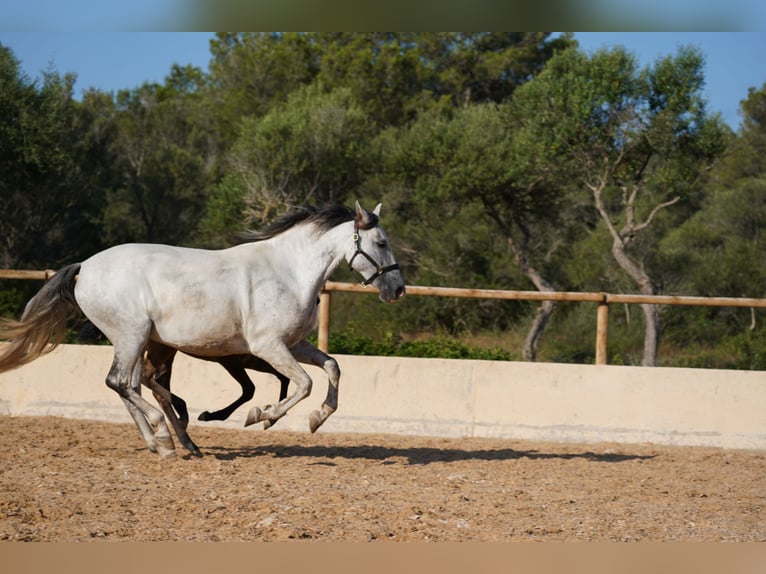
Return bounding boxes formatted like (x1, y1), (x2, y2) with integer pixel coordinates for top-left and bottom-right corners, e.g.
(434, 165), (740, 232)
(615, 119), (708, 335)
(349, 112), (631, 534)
(376, 240), (388, 248)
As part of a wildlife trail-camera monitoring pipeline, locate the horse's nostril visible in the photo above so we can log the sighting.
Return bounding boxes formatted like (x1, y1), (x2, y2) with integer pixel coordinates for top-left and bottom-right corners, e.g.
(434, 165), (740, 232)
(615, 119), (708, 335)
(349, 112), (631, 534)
(396, 285), (406, 299)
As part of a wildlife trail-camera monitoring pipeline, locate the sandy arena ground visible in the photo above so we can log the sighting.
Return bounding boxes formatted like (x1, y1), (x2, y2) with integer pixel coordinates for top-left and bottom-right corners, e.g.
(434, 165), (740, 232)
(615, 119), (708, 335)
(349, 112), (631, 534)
(0, 415), (764, 542)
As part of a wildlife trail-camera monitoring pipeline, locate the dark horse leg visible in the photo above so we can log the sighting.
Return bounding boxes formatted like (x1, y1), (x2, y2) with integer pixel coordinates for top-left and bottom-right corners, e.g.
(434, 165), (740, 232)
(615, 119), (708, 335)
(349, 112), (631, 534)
(144, 349), (291, 436)
(197, 354), (289, 422)
(143, 341), (201, 456)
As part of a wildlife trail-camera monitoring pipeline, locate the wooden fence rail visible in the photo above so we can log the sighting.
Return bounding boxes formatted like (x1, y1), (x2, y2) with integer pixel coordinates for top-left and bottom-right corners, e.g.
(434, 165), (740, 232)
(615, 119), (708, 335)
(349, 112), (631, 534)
(320, 281), (766, 364)
(3, 269), (765, 365)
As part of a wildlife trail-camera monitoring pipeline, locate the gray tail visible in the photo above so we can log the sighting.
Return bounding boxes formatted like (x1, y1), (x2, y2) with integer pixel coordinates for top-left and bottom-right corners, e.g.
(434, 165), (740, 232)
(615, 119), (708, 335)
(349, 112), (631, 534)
(0, 263), (82, 373)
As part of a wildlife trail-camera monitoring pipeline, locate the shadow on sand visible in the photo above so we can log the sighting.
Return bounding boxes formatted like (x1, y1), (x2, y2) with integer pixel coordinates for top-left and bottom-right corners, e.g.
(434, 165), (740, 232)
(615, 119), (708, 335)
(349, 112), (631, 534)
(203, 442), (656, 465)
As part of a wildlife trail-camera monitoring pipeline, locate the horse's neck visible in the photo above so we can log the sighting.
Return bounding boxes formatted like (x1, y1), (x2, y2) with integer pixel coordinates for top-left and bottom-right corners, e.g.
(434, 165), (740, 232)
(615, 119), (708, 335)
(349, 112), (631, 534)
(271, 221), (353, 295)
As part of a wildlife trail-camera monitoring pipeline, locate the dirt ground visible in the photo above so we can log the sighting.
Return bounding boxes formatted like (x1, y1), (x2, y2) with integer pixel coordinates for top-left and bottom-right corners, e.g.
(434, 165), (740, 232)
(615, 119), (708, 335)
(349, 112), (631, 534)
(0, 415), (764, 542)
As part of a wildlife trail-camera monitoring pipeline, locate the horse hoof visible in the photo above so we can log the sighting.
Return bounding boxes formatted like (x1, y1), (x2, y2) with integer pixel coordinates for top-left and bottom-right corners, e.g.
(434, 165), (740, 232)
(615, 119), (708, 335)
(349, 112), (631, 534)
(157, 445), (177, 459)
(184, 441), (202, 457)
(263, 420), (272, 430)
(197, 411), (211, 421)
(309, 410), (323, 433)
(154, 434), (176, 459)
(245, 406), (262, 427)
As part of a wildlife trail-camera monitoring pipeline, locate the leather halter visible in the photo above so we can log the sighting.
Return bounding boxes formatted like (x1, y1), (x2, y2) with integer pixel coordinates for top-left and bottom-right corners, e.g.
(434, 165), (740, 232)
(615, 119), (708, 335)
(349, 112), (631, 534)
(348, 221), (400, 286)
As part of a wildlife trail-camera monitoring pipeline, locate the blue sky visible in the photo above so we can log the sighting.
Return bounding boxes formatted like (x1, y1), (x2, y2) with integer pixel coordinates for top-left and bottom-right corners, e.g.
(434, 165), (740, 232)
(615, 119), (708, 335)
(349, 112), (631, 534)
(1, 32), (764, 130)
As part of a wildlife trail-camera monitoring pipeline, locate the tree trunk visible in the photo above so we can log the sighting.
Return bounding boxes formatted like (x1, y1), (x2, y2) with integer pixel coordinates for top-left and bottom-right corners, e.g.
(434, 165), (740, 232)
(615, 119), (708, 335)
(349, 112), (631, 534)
(589, 180), (676, 368)
(522, 299), (556, 361)
(639, 302), (660, 366)
(505, 233), (557, 362)
(483, 204), (559, 362)
(610, 239), (660, 366)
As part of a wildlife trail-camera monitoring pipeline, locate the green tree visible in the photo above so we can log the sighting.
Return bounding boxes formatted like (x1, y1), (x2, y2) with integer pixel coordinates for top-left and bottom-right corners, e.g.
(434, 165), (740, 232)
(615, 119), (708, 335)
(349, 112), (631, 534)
(206, 33), (575, 133)
(662, 84), (766, 300)
(201, 83), (373, 240)
(510, 46), (728, 365)
(0, 44), (104, 268)
(208, 32), (320, 147)
(315, 32), (574, 126)
(102, 66), (216, 246)
(658, 176), (766, 369)
(384, 104), (570, 359)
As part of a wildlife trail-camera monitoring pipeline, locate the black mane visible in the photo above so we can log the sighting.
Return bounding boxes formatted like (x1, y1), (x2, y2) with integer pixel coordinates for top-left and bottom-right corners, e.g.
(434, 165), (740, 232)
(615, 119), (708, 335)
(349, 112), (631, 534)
(239, 204), (356, 243)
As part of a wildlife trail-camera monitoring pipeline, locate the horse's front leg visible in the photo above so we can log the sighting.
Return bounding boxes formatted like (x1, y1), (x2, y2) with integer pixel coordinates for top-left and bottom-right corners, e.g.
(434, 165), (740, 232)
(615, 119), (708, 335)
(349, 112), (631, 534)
(240, 355), (290, 430)
(289, 339), (341, 433)
(244, 344), (313, 428)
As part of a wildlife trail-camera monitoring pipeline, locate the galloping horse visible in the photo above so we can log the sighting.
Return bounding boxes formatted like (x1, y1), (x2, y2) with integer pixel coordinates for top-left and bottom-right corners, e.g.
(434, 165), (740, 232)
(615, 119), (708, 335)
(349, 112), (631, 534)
(0, 202), (405, 458)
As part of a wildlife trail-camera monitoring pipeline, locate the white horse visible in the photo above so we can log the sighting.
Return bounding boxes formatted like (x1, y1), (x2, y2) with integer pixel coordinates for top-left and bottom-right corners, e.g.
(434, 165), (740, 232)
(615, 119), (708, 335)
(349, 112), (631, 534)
(0, 202), (405, 458)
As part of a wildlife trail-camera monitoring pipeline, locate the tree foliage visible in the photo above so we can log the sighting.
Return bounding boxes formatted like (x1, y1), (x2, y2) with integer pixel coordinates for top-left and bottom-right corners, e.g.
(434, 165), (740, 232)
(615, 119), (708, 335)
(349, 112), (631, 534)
(208, 33), (320, 145)
(0, 45), (104, 268)
(101, 68), (216, 245)
(508, 45), (729, 365)
(655, 80), (761, 300)
(201, 83), (373, 239)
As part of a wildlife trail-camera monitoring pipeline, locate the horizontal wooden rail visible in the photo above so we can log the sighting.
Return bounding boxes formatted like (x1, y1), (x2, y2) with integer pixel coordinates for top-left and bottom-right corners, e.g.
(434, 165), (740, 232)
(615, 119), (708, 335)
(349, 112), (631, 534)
(2, 271), (764, 365)
(323, 281), (607, 303)
(605, 293), (766, 309)
(323, 280), (766, 308)
(0, 269), (57, 280)
(322, 281), (766, 364)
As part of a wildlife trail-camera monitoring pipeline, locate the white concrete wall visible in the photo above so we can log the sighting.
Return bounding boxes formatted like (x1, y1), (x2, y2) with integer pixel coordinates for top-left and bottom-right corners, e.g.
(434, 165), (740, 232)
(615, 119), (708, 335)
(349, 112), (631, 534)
(1, 343), (765, 450)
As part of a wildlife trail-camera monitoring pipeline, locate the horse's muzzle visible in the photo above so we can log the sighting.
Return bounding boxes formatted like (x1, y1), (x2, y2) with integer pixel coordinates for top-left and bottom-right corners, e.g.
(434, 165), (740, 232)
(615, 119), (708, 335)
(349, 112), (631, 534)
(379, 282), (406, 303)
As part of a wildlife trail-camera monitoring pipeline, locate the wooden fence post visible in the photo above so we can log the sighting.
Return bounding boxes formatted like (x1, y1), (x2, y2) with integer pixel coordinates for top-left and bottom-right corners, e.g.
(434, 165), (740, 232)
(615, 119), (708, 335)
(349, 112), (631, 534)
(318, 290), (331, 353)
(595, 299), (609, 365)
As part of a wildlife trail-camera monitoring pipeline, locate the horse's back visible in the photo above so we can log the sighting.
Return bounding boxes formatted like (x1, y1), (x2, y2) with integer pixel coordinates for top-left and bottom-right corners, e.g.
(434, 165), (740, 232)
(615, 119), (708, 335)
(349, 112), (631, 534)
(81, 243), (215, 273)
(75, 244), (244, 346)
(72, 242), (299, 355)
(77, 244), (212, 308)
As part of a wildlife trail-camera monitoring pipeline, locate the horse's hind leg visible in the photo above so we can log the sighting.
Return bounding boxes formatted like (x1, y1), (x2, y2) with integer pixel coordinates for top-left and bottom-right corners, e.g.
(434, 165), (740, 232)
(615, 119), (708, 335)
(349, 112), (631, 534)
(144, 377), (201, 455)
(106, 345), (176, 459)
(170, 392), (189, 427)
(198, 357), (256, 422)
(119, 395), (158, 453)
(144, 342), (200, 456)
(145, 348), (190, 427)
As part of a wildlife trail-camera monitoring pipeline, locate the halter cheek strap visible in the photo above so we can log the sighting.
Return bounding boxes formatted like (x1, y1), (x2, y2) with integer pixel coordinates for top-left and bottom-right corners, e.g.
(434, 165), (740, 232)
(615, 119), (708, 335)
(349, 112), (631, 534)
(349, 225), (400, 286)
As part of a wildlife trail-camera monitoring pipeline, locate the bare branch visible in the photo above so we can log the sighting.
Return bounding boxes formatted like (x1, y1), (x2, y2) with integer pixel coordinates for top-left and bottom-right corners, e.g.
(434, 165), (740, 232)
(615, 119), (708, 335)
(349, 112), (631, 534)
(626, 182), (640, 214)
(622, 184), (633, 230)
(620, 182), (642, 239)
(585, 174), (624, 246)
(632, 196), (681, 234)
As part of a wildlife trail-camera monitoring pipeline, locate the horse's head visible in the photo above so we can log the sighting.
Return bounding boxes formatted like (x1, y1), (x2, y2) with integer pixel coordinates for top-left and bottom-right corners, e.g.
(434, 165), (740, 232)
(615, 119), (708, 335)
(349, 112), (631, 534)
(348, 201), (406, 303)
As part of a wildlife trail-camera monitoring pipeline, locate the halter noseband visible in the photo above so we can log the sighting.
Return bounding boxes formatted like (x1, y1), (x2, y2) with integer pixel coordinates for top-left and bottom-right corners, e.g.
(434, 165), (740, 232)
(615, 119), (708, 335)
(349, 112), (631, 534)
(348, 221), (400, 286)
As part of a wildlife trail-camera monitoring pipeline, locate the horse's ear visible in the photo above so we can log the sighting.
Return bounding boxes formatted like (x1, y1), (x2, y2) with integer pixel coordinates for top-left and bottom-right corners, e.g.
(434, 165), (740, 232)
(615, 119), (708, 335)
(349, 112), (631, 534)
(372, 203), (382, 217)
(354, 201), (376, 228)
